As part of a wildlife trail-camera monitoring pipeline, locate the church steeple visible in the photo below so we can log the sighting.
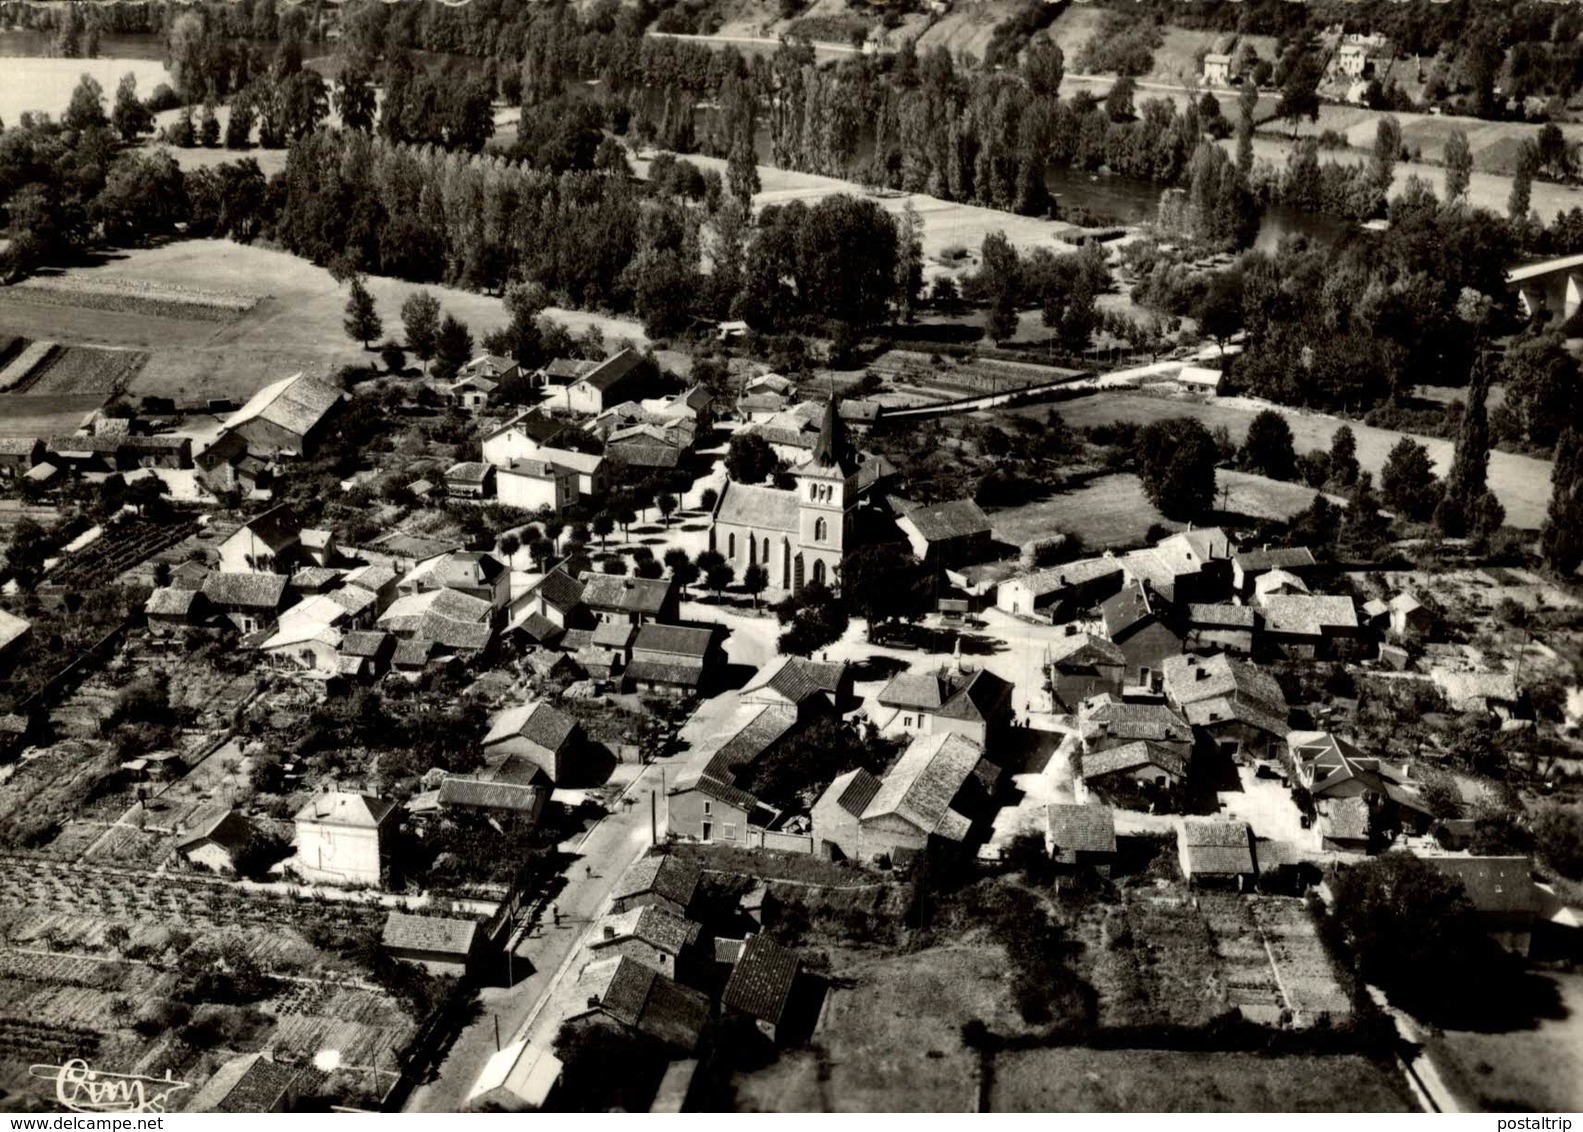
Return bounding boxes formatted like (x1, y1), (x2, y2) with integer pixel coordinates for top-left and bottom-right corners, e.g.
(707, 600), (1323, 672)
(805, 395), (858, 477)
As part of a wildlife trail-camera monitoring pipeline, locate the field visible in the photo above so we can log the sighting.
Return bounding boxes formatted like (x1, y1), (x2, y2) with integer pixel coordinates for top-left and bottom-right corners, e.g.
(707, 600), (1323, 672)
(731, 942), (1021, 1112)
(989, 1047), (1412, 1112)
(0, 338), (149, 397)
(1050, 391), (1554, 529)
(0, 56), (169, 126)
(0, 241), (649, 406)
(1431, 971), (1583, 1113)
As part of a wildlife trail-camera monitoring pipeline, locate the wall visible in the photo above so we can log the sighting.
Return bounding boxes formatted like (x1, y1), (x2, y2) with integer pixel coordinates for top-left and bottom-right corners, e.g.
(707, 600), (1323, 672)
(668, 788), (750, 844)
(295, 821), (383, 887)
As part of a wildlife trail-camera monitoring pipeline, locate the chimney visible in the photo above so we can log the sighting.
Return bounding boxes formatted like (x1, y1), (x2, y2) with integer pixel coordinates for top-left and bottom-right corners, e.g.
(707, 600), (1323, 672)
(1195, 668), (1208, 681)
(602, 925), (616, 941)
(587, 995), (601, 1009)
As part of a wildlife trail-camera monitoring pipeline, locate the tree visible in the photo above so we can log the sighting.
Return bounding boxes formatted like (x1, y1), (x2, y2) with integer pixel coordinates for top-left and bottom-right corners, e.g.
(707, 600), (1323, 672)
(1235, 80), (1257, 176)
(1510, 141), (1537, 224)
(1371, 115), (1402, 190)
(1104, 76), (1136, 122)
(64, 74), (107, 132)
(344, 275), (382, 349)
(775, 580), (849, 657)
(1437, 357), (1492, 537)
(1381, 437), (1441, 522)
(726, 137), (759, 208)
(743, 563), (769, 609)
(1276, 42), (1321, 133)
(1193, 272), (1242, 353)
(111, 73), (152, 142)
(665, 547), (699, 593)
(1329, 425), (1359, 486)
(705, 560), (735, 599)
(6, 518), (52, 586)
(432, 313), (473, 381)
(1542, 427), (1583, 575)
(980, 231), (1020, 345)
(591, 513), (614, 547)
(198, 103), (220, 147)
(379, 341), (406, 373)
(842, 543), (931, 640)
(127, 475), (170, 520)
(225, 96), (255, 148)
(335, 67), (376, 133)
(657, 493), (678, 527)
(1241, 409), (1297, 481)
(725, 431), (777, 484)
(401, 290), (442, 373)
(1502, 333), (1581, 447)
(1537, 121), (1572, 183)
(1136, 418), (1218, 520)
(1444, 130), (1473, 204)
(1532, 805), (1583, 880)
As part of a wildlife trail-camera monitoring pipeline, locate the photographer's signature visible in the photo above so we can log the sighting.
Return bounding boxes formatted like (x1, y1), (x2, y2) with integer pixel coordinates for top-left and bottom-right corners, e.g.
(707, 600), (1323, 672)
(28, 1059), (190, 1113)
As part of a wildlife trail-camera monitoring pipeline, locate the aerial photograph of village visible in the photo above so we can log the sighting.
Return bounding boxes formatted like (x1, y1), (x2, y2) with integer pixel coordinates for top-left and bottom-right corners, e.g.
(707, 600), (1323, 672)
(0, 0), (1581, 1116)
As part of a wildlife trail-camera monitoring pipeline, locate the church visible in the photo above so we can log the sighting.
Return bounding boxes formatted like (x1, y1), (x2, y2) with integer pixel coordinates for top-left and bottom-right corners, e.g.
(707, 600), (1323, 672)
(708, 397), (883, 593)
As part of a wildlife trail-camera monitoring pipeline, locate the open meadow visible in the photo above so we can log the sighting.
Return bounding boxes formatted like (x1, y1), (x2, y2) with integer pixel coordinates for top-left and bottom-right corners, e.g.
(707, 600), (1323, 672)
(0, 240), (649, 406)
(1431, 971), (1583, 1113)
(1049, 391), (1555, 530)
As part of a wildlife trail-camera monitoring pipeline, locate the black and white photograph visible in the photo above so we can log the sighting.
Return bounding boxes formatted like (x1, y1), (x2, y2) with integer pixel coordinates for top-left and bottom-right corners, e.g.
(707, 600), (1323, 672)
(0, 0), (1578, 1116)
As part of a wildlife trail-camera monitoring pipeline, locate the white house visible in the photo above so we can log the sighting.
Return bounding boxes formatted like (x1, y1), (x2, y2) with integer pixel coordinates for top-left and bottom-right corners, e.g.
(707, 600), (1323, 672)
(293, 791), (395, 887)
(496, 459), (578, 514)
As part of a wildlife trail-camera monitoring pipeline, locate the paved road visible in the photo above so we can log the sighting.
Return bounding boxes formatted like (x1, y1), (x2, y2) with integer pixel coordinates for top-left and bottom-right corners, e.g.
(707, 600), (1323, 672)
(403, 761), (668, 1113)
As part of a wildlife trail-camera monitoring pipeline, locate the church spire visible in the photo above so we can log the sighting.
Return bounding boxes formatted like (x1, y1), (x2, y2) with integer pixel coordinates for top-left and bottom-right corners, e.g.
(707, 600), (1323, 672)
(810, 393), (855, 471)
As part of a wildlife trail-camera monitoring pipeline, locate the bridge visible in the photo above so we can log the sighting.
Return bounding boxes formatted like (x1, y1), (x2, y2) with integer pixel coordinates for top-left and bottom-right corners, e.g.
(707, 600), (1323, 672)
(1507, 252), (1583, 320)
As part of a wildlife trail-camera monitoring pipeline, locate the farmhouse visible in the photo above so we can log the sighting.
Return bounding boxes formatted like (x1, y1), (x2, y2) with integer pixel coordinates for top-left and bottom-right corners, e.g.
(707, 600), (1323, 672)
(482, 701), (583, 784)
(217, 371), (345, 458)
(144, 586), (203, 634)
(1232, 546), (1317, 596)
(293, 790), (395, 887)
(481, 410), (567, 466)
(1185, 603), (1256, 655)
(1163, 653), (1290, 760)
(740, 655), (850, 718)
(445, 461), (495, 500)
(1047, 633), (1126, 711)
(894, 497), (993, 566)
(497, 458), (576, 513)
(995, 556), (1125, 620)
(581, 572), (680, 626)
(668, 704), (798, 844)
(1417, 854), (1542, 956)
(551, 348), (647, 416)
(1077, 695), (1194, 758)
(1078, 740), (1189, 805)
(381, 911), (482, 976)
(1255, 593), (1360, 659)
(0, 437), (41, 477)
(587, 905), (703, 978)
(400, 550), (511, 613)
(1180, 819), (1257, 887)
(217, 504), (300, 574)
(467, 1042), (563, 1113)
(566, 955), (711, 1052)
(200, 572), (288, 634)
(437, 776), (548, 820)
(721, 934), (801, 1041)
(611, 854), (700, 916)
(1118, 528), (1236, 606)
(1202, 52), (1231, 85)
(1100, 580), (1183, 691)
(626, 623), (725, 697)
(872, 666), (1014, 747)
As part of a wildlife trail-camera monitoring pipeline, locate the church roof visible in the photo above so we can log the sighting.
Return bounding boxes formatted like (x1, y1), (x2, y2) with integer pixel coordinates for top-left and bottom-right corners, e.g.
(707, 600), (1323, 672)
(715, 481), (799, 532)
(799, 397), (858, 479)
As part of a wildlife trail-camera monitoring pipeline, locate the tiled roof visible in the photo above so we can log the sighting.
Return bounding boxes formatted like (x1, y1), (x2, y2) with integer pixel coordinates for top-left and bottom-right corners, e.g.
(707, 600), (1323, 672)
(339, 630), (391, 658)
(899, 498), (991, 542)
(530, 566), (585, 615)
(1233, 547), (1316, 573)
(703, 705), (798, 784)
(483, 408), (565, 445)
(1101, 580), (1157, 640)
(1430, 669), (1519, 710)
(688, 773), (761, 812)
(722, 934), (800, 1024)
(514, 612), (563, 644)
(1257, 594), (1358, 637)
(1181, 819), (1255, 875)
(223, 372), (343, 440)
(1187, 603), (1256, 628)
(826, 767), (882, 817)
(484, 701), (576, 752)
(633, 623), (715, 660)
(392, 638), (434, 667)
(294, 791), (394, 829)
(379, 588), (493, 631)
(575, 348), (644, 392)
(191, 1053), (303, 1114)
(541, 358), (596, 382)
(1005, 555), (1127, 598)
(575, 957), (710, 1050)
(1183, 695), (1289, 738)
(1162, 653), (1287, 716)
(145, 587), (196, 617)
(446, 461), (493, 484)
(344, 564), (397, 593)
(1079, 695), (1193, 746)
(328, 586), (377, 618)
(714, 480), (799, 532)
(1081, 740), (1187, 781)
(382, 911), (480, 956)
(862, 732), (987, 839)
(1419, 855), (1540, 915)
(745, 656), (846, 706)
(290, 566), (341, 591)
(936, 669), (1012, 724)
(877, 672), (951, 711)
(417, 612), (493, 651)
(201, 572), (288, 610)
(614, 854), (699, 910)
(591, 619), (636, 649)
(1049, 632), (1126, 668)
(1320, 796), (1371, 842)
(581, 573), (675, 617)
(1046, 803), (1117, 855)
(626, 659), (705, 688)
(590, 905), (701, 956)
(231, 503), (300, 552)
(439, 776), (546, 813)
(174, 807), (253, 854)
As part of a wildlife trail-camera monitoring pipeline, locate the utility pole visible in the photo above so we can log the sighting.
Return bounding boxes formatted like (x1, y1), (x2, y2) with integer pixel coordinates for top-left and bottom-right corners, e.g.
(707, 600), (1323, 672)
(650, 790), (657, 845)
(493, 1014), (500, 1052)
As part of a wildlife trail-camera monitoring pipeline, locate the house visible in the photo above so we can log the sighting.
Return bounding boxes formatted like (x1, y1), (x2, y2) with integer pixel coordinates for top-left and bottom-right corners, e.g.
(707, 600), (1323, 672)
(1047, 632), (1126, 711)
(1078, 740), (1189, 805)
(740, 656), (850, 719)
(392, 637), (435, 674)
(581, 573), (680, 626)
(381, 911), (482, 976)
(438, 776), (548, 820)
(1431, 670), (1522, 719)
(1180, 819), (1257, 887)
(1232, 546), (1317, 596)
(611, 854), (700, 916)
(459, 353), (523, 392)
(668, 705), (797, 845)
(814, 732), (999, 863)
(445, 461), (495, 500)
(1417, 854), (1541, 956)
(838, 398), (883, 432)
(431, 371), (501, 414)
(339, 629), (396, 678)
(174, 808), (255, 874)
(482, 701), (583, 784)
(721, 934), (801, 1041)
(1202, 51), (1231, 84)
(200, 572), (288, 634)
(1287, 731), (1431, 846)
(378, 589), (495, 655)
(1337, 42), (1369, 77)
(538, 357), (597, 386)
(1388, 591), (1431, 636)
(587, 905), (702, 978)
(553, 348), (646, 416)
(1044, 803), (1117, 873)
(217, 371), (345, 458)
(481, 410), (567, 467)
(292, 790), (395, 887)
(217, 504), (300, 574)
(872, 666), (1014, 747)
(144, 586), (203, 635)
(496, 459), (576, 513)
(606, 422), (691, 470)
(537, 446), (607, 498)
(1253, 568), (1309, 599)
(626, 624), (725, 697)
(1100, 580), (1183, 690)
(566, 956), (711, 1052)
(1256, 593), (1360, 659)
(509, 565), (588, 634)
(1077, 694), (1194, 759)
(290, 566), (340, 597)
(810, 768), (881, 861)
(1176, 365), (1223, 394)
(0, 437), (42, 477)
(1163, 653), (1290, 761)
(1117, 528), (1236, 606)
(995, 556), (1125, 620)
(257, 604), (345, 673)
(894, 498), (993, 567)
(400, 550), (511, 613)
(1186, 603), (1256, 655)
(186, 1052), (308, 1114)
(467, 1042), (562, 1113)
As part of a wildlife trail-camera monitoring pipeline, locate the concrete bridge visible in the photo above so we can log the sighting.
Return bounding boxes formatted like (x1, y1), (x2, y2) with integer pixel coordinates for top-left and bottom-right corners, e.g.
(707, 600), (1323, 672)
(1508, 252), (1583, 320)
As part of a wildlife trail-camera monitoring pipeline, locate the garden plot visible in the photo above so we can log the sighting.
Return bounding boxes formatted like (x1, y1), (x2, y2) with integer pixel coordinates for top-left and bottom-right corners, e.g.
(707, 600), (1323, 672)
(0, 340), (57, 391)
(1248, 899), (1352, 1023)
(1198, 893), (1286, 1025)
(9, 275), (262, 322)
(18, 344), (149, 396)
(1075, 891), (1230, 1029)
